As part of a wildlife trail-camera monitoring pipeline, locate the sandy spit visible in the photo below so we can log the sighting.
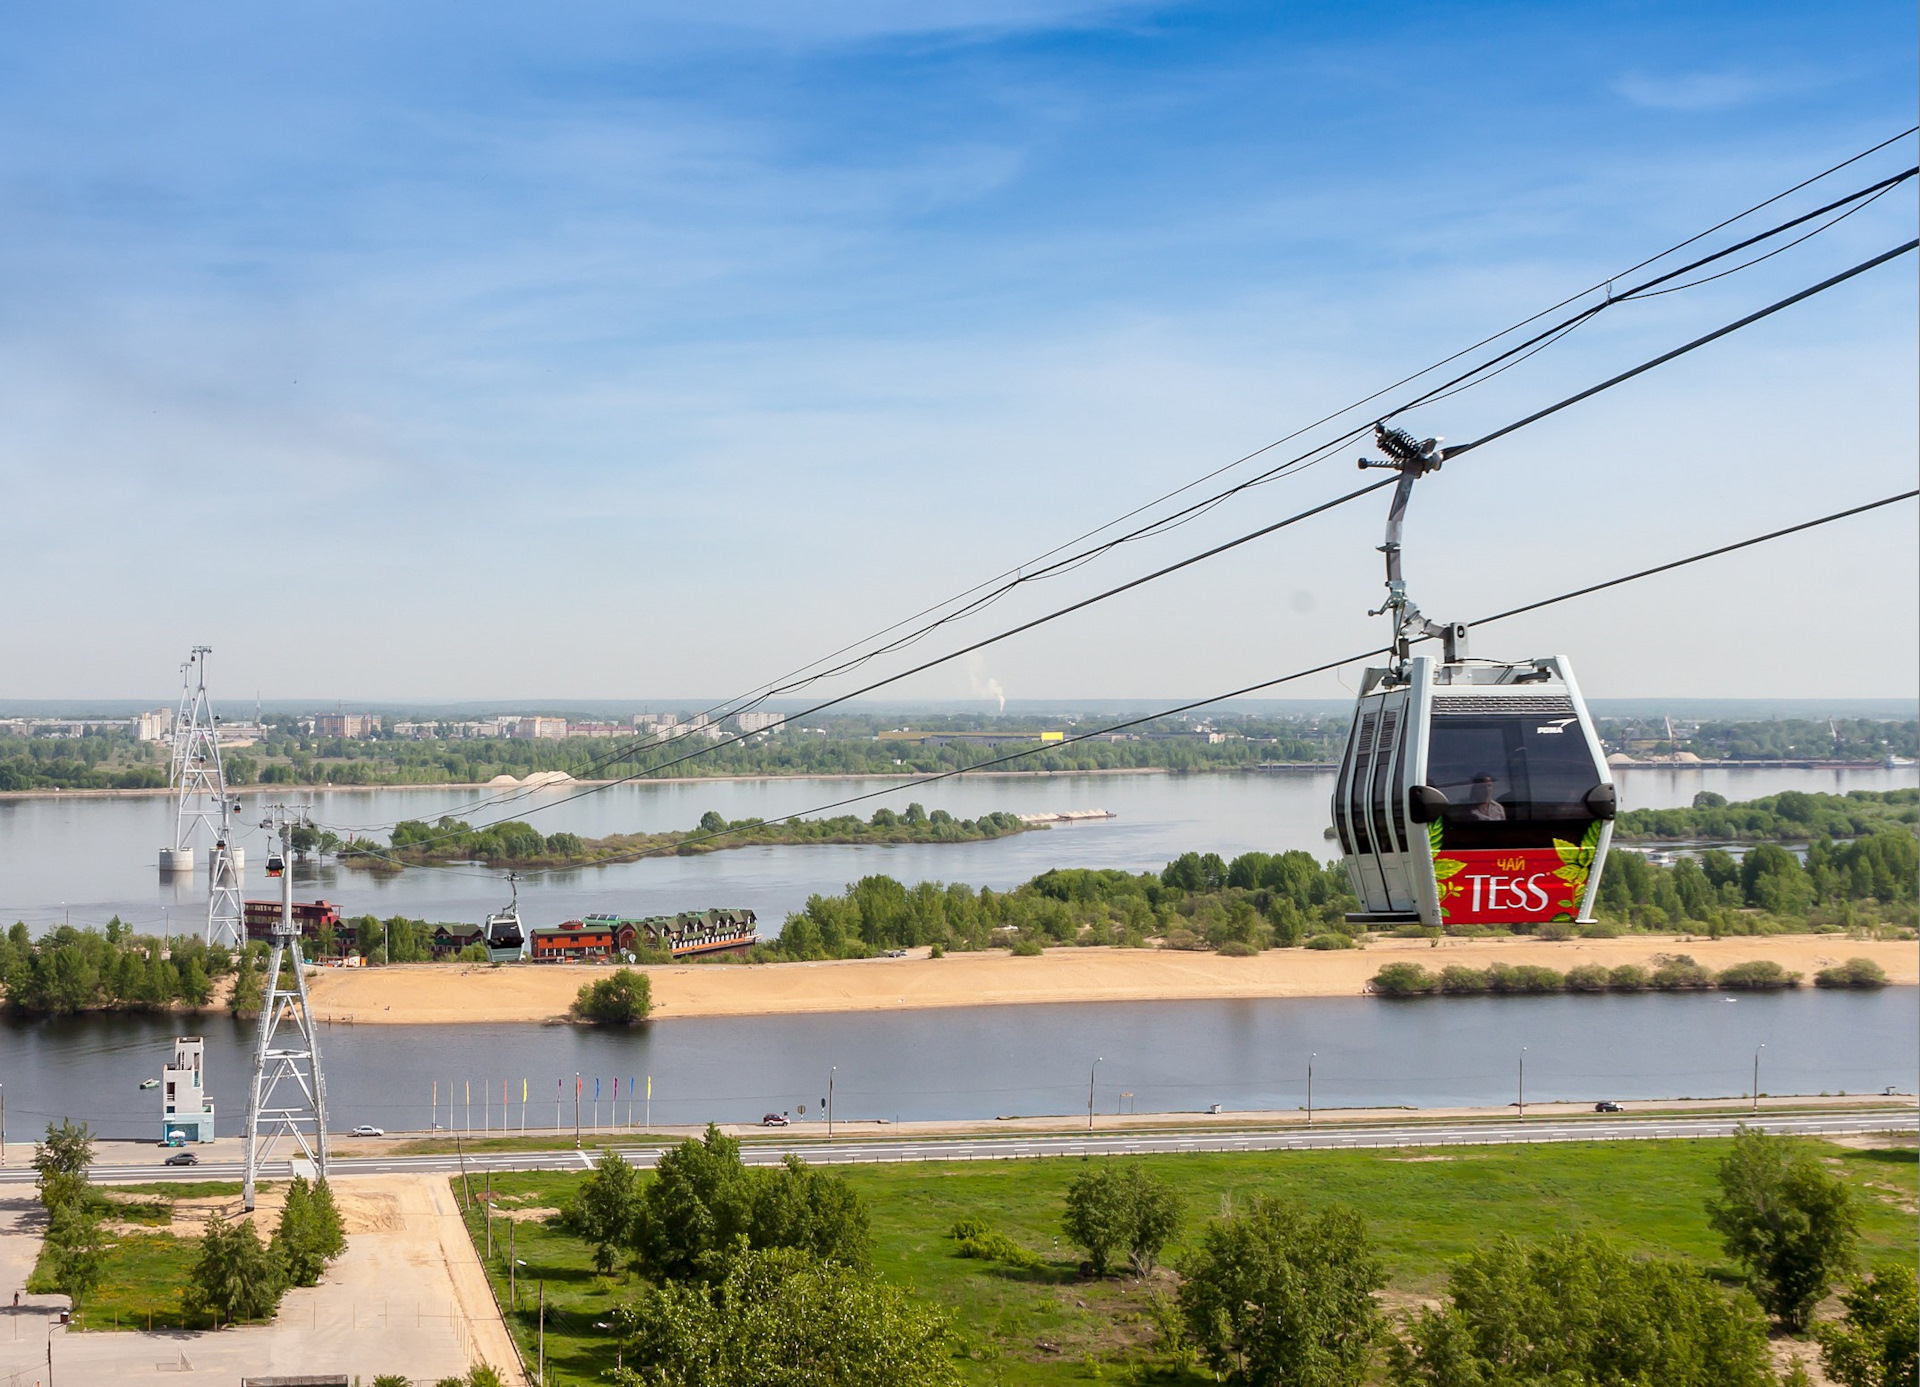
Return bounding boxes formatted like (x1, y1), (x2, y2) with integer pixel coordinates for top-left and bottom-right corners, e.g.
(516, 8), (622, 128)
(303, 935), (1919, 1026)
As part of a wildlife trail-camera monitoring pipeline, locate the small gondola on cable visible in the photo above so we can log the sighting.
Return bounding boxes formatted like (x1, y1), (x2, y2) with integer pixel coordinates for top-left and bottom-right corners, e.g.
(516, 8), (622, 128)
(1331, 425), (1616, 930)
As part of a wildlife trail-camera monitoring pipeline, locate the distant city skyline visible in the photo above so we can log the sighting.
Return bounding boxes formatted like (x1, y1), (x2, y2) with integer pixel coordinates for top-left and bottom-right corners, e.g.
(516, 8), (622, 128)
(3, 1), (1914, 701)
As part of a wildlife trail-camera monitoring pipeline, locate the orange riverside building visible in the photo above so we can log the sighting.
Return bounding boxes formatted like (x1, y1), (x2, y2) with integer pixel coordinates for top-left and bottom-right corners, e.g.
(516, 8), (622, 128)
(528, 918), (618, 960)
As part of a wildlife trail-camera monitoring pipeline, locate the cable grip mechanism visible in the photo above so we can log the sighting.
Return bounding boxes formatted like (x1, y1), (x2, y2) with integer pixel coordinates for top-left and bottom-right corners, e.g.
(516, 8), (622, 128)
(1357, 424), (1467, 672)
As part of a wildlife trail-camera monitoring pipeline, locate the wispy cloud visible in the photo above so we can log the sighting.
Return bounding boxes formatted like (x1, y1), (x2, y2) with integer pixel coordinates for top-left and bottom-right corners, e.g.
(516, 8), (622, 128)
(1612, 69), (1777, 112)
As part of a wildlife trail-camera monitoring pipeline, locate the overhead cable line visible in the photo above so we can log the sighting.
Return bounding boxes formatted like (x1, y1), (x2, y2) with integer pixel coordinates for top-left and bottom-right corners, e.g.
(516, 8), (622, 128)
(320, 236), (1916, 854)
(1443, 239), (1919, 460)
(348, 134), (1920, 834)
(524, 488), (1920, 871)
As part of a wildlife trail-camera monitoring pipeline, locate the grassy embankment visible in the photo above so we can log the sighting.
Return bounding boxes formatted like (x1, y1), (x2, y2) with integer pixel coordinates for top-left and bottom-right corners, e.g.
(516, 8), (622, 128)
(26, 1181), (254, 1331)
(452, 1136), (1918, 1386)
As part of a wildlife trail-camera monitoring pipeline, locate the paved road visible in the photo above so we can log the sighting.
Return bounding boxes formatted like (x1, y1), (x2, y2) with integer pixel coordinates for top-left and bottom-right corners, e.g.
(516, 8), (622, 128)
(5, 1108), (1912, 1186)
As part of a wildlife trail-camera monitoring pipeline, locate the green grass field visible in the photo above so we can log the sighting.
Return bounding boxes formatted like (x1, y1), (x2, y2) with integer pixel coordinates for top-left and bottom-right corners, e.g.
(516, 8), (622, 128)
(454, 1135), (1918, 1385)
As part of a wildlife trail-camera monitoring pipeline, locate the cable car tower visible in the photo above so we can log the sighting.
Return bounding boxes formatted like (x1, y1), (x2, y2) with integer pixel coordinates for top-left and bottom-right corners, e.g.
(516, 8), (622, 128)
(1331, 425), (1616, 929)
(243, 804), (330, 1211)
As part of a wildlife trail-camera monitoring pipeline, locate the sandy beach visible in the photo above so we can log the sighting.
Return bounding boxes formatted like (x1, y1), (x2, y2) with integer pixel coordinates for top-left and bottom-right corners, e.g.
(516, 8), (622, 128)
(304, 934), (1920, 1025)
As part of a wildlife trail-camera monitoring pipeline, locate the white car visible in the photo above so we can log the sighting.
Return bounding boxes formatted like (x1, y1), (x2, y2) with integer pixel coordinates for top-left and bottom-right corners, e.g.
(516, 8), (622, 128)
(351, 1124), (385, 1137)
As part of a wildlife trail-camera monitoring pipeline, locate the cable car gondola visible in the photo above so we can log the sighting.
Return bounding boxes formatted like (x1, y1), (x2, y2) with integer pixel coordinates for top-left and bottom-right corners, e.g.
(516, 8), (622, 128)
(1331, 426), (1616, 929)
(265, 847), (286, 878)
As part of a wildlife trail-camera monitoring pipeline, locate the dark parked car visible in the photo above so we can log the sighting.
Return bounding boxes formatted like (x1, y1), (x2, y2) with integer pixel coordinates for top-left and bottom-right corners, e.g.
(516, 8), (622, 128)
(1594, 1101), (1623, 1113)
(164, 1151), (199, 1166)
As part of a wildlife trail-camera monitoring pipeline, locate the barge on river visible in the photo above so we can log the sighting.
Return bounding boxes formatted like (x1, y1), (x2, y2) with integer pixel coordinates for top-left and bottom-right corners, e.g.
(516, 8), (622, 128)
(530, 908), (759, 962)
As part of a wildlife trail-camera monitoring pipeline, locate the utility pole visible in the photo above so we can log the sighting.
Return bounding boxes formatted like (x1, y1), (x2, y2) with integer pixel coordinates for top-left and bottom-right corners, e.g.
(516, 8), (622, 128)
(538, 1281), (546, 1386)
(1753, 1044), (1764, 1114)
(243, 804), (330, 1211)
(1087, 1057), (1104, 1131)
(827, 1067), (836, 1143)
(1517, 1047), (1527, 1120)
(1307, 1053), (1315, 1127)
(573, 1073), (581, 1150)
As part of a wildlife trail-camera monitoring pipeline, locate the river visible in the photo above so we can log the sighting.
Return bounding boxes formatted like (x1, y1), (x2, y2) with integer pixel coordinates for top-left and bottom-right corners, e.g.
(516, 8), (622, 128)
(0, 989), (1912, 1140)
(2, 765), (1913, 937)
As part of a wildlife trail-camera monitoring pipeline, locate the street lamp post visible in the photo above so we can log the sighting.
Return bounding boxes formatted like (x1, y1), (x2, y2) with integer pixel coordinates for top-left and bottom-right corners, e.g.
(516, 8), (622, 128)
(1307, 1054), (1315, 1127)
(1753, 1044), (1764, 1115)
(1518, 1047), (1527, 1119)
(827, 1067), (836, 1143)
(1088, 1057), (1104, 1131)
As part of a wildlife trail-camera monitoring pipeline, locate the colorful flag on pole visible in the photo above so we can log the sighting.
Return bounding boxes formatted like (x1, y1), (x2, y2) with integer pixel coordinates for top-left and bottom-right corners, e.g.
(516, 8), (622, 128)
(646, 1075), (652, 1099)
(594, 1077), (600, 1100)
(522, 1078), (528, 1102)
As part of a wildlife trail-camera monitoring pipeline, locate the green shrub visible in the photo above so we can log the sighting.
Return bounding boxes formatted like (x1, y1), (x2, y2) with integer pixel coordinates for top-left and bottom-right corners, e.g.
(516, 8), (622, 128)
(1815, 957), (1888, 988)
(1369, 962), (1437, 997)
(1487, 963), (1564, 994)
(1305, 932), (1356, 950)
(1715, 960), (1799, 991)
(1008, 934), (1045, 956)
(947, 1218), (1046, 1271)
(1439, 965), (1489, 994)
(1564, 964), (1611, 992)
(1608, 964), (1650, 991)
(1216, 939), (1259, 957)
(571, 968), (652, 1024)
(1652, 956), (1712, 990)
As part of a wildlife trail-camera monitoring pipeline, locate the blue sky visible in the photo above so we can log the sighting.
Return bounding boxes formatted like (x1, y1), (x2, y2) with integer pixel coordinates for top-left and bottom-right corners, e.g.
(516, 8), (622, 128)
(3, 1), (1915, 702)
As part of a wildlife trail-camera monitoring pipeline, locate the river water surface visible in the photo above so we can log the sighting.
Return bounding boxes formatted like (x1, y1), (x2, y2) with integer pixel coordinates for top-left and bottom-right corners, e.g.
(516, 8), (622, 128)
(2, 765), (1913, 1135)
(2, 765), (1912, 936)
(1, 989), (1913, 1140)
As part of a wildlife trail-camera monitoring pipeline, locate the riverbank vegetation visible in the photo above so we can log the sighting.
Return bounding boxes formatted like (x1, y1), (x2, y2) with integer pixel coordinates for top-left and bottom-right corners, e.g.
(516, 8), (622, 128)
(1616, 788), (1917, 843)
(0, 919), (235, 1014)
(1369, 953), (1890, 997)
(456, 1130), (1918, 1385)
(339, 805), (1034, 870)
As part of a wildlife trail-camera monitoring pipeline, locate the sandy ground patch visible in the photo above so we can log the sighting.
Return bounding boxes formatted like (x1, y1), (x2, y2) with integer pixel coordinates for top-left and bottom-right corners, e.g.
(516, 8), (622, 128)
(307, 935), (1919, 1025)
(0, 1174), (527, 1386)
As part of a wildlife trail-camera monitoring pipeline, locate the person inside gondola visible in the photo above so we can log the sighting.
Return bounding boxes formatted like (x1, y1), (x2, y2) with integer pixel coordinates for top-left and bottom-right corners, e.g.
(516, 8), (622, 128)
(1467, 773), (1507, 821)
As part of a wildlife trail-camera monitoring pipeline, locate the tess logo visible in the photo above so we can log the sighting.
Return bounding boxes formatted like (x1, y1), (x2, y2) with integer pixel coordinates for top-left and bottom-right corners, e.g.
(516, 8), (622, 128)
(1463, 872), (1555, 914)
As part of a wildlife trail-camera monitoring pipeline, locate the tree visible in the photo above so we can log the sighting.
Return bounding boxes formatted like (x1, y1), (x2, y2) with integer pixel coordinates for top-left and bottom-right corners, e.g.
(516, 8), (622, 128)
(188, 1212), (286, 1323)
(33, 1118), (94, 1187)
(435, 1368), (507, 1387)
(610, 1246), (959, 1387)
(1707, 1126), (1859, 1331)
(570, 1149), (642, 1274)
(1177, 1196), (1383, 1386)
(1816, 1264), (1918, 1387)
(1062, 1162), (1184, 1278)
(749, 1153), (871, 1270)
(39, 1201), (107, 1307)
(632, 1128), (871, 1283)
(572, 968), (652, 1025)
(633, 1125), (756, 1282)
(272, 1176), (347, 1286)
(1389, 1232), (1779, 1387)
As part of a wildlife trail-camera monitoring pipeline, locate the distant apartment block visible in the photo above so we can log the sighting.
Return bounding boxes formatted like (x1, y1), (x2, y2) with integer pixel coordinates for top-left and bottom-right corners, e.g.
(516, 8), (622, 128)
(391, 721), (440, 738)
(133, 708), (175, 742)
(566, 721), (627, 738)
(514, 716), (568, 740)
(733, 711), (782, 734)
(633, 712), (680, 729)
(315, 712), (381, 739)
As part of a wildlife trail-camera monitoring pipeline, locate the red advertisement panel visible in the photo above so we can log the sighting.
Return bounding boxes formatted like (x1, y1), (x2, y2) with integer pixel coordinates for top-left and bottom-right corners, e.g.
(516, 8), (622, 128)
(1433, 847), (1589, 925)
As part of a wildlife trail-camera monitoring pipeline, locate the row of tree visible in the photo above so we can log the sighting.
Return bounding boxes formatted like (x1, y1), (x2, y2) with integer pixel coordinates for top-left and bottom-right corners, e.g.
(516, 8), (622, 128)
(1370, 953), (1890, 997)
(761, 848), (1360, 959)
(1596, 831), (1918, 933)
(0, 920), (234, 1014)
(1617, 788), (1917, 843)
